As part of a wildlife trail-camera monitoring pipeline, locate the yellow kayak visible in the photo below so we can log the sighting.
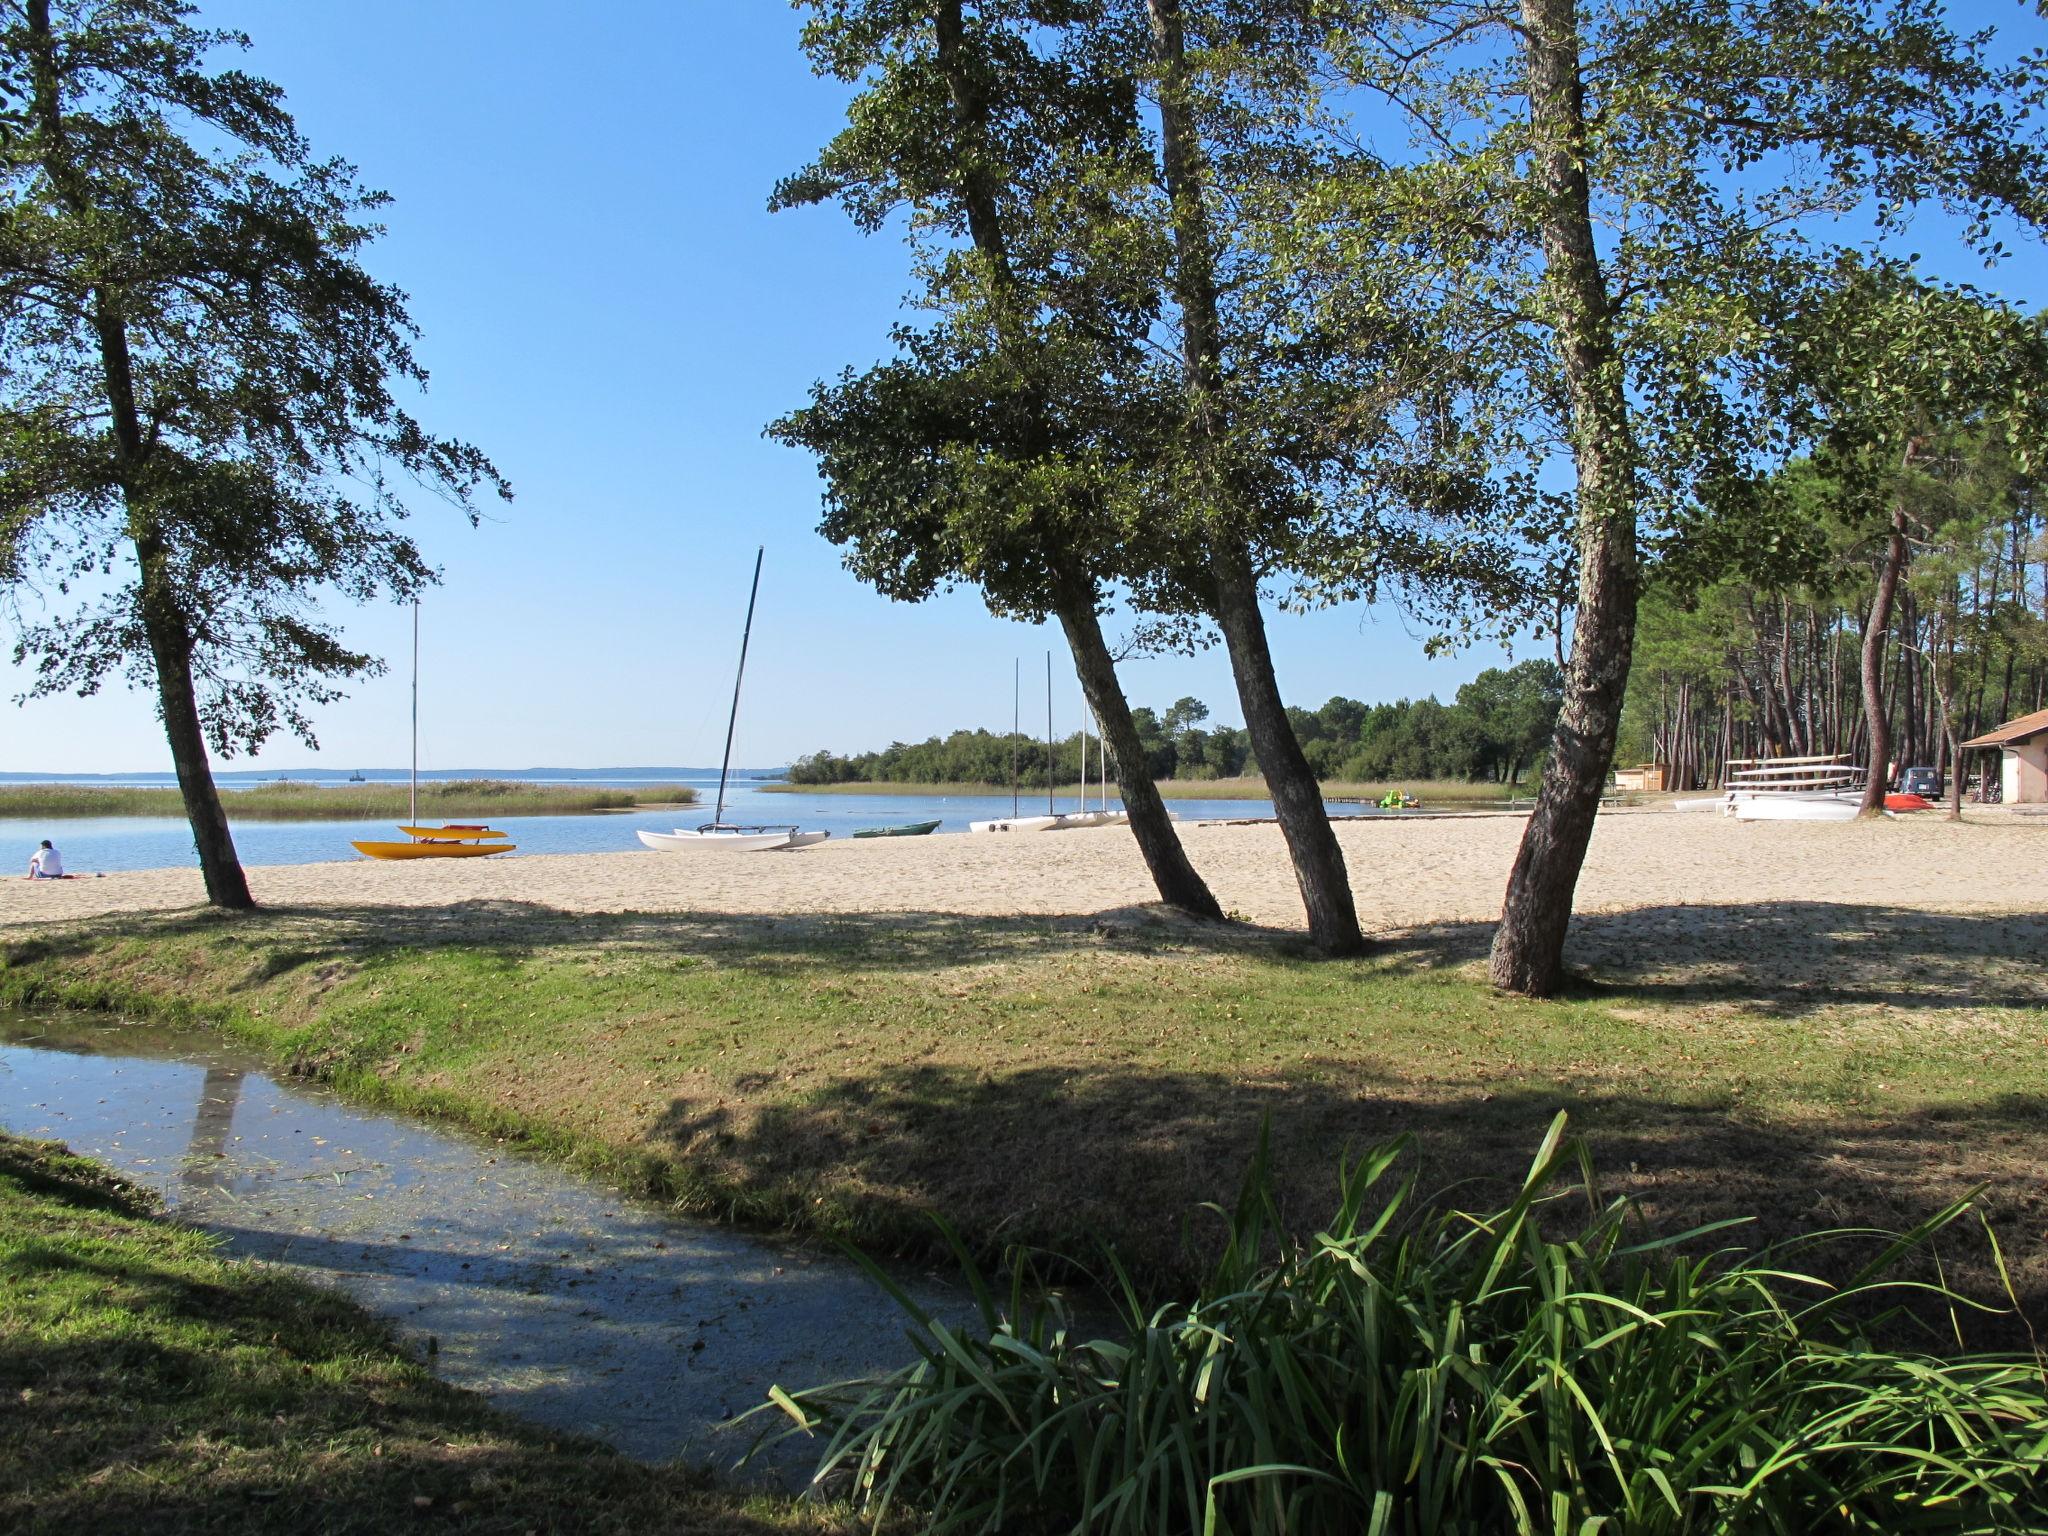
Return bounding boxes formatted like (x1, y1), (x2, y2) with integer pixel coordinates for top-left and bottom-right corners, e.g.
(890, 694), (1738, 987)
(352, 839), (516, 860)
(396, 824), (512, 841)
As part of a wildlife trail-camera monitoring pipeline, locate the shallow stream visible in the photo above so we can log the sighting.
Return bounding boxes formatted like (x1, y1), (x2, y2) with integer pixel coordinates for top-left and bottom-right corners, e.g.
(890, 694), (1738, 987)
(0, 1010), (959, 1482)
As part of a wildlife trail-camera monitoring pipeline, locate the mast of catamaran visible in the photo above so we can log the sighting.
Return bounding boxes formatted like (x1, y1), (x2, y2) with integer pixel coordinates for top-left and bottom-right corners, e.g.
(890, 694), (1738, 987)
(1045, 650), (1054, 816)
(1011, 658), (1020, 818)
(713, 547), (766, 827)
(409, 598), (419, 829)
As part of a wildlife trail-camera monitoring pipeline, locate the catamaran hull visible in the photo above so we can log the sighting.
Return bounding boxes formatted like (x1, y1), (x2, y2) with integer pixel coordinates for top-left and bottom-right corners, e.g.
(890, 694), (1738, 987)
(970, 815), (1065, 833)
(352, 840), (515, 860)
(639, 828), (795, 853)
(1731, 796), (1859, 822)
(969, 811), (1131, 833)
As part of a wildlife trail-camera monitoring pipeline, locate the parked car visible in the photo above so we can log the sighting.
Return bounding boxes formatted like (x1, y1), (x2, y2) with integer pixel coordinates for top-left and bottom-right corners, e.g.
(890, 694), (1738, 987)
(1898, 765), (1942, 798)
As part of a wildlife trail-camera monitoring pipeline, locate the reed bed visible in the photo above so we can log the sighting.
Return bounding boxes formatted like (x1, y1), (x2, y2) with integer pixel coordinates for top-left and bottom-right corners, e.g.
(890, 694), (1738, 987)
(762, 1115), (2048, 1535)
(0, 779), (698, 820)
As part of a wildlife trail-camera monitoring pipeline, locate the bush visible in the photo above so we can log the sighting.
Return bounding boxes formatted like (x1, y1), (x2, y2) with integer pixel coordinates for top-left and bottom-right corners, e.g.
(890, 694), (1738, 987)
(758, 1115), (2048, 1534)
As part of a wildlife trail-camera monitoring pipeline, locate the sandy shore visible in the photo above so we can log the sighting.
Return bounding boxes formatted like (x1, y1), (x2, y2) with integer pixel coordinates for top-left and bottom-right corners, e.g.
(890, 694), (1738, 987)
(4, 808), (2042, 943)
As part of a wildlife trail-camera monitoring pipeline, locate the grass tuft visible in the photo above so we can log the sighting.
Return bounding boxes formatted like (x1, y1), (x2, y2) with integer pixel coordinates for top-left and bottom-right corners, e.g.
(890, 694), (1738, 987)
(763, 1115), (2048, 1534)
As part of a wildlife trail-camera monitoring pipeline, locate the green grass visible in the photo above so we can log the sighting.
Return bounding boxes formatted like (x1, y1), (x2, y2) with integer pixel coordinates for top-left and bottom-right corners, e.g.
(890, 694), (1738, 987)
(0, 1132), (844, 1535)
(3, 902), (2042, 1325)
(762, 776), (1515, 803)
(773, 1118), (2048, 1533)
(0, 779), (698, 821)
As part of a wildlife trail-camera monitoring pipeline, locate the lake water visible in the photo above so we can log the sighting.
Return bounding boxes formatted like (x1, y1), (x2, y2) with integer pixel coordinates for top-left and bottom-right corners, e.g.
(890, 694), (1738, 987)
(0, 1009), (961, 1479)
(3, 771), (1385, 874)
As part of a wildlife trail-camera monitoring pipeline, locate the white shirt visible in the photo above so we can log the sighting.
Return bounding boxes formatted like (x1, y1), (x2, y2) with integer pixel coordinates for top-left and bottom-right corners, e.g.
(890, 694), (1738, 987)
(30, 846), (62, 876)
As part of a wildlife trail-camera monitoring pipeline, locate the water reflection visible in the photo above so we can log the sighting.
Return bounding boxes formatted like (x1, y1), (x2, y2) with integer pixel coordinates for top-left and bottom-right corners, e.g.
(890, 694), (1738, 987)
(0, 1011), (956, 1481)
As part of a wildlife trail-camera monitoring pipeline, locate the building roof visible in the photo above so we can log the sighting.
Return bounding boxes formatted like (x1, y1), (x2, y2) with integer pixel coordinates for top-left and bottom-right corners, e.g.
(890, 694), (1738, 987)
(1961, 707), (2048, 749)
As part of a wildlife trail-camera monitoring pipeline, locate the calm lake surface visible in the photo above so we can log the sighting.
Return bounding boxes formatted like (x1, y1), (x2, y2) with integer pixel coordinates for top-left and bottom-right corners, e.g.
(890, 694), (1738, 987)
(4, 771), (1385, 874)
(0, 1009), (959, 1478)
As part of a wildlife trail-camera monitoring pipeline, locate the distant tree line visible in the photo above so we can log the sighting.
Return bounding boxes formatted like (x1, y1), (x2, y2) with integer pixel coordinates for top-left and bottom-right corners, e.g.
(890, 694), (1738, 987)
(788, 661), (1563, 788)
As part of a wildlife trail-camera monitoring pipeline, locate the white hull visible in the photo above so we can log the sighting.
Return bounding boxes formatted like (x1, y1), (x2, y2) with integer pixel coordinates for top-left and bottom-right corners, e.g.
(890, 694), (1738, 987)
(1732, 796), (1860, 822)
(639, 828), (796, 853)
(969, 814), (1065, 833)
(781, 830), (831, 849)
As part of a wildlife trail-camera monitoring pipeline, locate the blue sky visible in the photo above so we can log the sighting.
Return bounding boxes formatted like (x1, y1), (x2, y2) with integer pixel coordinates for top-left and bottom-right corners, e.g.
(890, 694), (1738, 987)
(3, 2), (2038, 774)
(0, 0), (1542, 774)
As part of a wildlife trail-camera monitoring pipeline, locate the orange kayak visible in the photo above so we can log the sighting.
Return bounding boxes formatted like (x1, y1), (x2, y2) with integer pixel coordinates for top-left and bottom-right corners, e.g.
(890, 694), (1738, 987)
(396, 824), (511, 841)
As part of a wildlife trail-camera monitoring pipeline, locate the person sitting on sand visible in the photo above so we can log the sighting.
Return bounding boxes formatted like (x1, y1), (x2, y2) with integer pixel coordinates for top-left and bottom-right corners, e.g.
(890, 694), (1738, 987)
(27, 840), (64, 879)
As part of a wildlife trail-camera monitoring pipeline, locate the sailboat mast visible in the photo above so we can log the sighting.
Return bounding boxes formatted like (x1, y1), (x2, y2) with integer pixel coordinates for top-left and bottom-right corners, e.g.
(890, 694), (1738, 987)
(714, 547), (765, 826)
(1045, 650), (1054, 817)
(1011, 658), (1020, 819)
(409, 598), (419, 828)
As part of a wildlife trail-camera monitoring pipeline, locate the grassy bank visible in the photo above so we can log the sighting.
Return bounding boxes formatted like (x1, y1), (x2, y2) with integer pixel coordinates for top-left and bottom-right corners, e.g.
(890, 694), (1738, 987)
(0, 1133), (838, 1535)
(3, 901), (2042, 1330)
(0, 779), (698, 821)
(763, 776), (1514, 804)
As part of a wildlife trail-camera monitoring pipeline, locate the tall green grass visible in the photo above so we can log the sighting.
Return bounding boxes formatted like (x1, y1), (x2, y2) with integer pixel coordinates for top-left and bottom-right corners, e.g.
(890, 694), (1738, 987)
(760, 1115), (2047, 1534)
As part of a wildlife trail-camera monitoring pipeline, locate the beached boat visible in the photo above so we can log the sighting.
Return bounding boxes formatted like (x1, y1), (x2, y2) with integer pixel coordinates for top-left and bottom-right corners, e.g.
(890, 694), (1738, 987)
(640, 548), (827, 856)
(397, 824), (510, 842)
(353, 607), (516, 861)
(352, 836), (515, 860)
(1731, 795), (1860, 822)
(639, 827), (798, 853)
(851, 820), (941, 838)
(969, 813), (1066, 833)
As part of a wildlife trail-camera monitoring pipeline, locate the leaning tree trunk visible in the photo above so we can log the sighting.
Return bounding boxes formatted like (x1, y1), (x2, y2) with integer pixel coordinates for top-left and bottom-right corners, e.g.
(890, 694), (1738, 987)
(1858, 495), (1910, 815)
(27, 0), (252, 910)
(1212, 549), (1365, 954)
(930, 0), (1218, 920)
(1056, 585), (1223, 921)
(136, 535), (253, 909)
(1145, 0), (1364, 956)
(1489, 0), (1641, 997)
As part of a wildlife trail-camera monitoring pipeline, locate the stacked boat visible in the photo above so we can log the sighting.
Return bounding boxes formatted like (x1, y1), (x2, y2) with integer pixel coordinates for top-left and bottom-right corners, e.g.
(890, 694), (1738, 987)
(1717, 755), (1864, 820)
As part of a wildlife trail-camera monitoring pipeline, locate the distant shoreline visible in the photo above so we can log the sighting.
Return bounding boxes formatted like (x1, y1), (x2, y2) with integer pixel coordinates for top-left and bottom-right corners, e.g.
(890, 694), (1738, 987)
(0, 780), (699, 821)
(760, 776), (1515, 804)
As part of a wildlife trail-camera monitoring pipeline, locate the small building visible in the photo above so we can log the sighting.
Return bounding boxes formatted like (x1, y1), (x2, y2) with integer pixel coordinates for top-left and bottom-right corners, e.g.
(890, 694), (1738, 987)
(1612, 763), (1668, 792)
(1961, 708), (2048, 804)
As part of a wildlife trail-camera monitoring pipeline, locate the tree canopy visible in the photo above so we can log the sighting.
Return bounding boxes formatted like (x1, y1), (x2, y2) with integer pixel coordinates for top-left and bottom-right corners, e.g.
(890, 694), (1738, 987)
(0, 0), (506, 905)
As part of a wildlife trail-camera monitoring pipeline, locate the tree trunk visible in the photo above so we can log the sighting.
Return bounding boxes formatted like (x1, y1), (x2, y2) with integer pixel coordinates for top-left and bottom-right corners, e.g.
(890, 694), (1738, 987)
(1490, 0), (1641, 997)
(1858, 492), (1911, 814)
(137, 551), (253, 907)
(27, 0), (252, 909)
(1144, 0), (1364, 955)
(1212, 549), (1365, 953)
(1055, 587), (1222, 920)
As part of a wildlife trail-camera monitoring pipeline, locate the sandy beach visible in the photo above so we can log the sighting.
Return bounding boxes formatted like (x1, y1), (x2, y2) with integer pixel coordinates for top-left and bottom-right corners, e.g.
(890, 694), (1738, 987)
(5, 809), (2043, 960)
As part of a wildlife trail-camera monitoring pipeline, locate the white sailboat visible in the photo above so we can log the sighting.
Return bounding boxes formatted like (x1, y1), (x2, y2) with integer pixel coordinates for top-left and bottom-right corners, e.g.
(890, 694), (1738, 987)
(637, 548), (827, 854)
